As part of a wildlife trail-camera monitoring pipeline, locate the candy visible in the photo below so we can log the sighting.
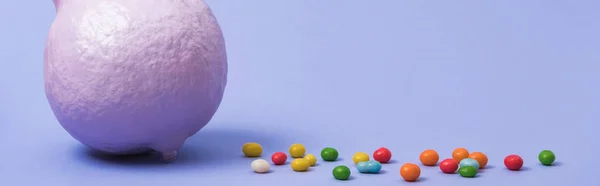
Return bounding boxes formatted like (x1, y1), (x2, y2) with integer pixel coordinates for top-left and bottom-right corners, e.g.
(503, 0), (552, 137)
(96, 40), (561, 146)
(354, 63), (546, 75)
(459, 158), (480, 171)
(321, 147), (339, 161)
(538, 150), (556, 166)
(271, 152), (287, 165)
(458, 166), (477, 178)
(419, 149), (439, 166)
(304, 154), (317, 166)
(356, 160), (382, 173)
(400, 163), (421, 182)
(291, 158), (310, 172)
(332, 165), (351, 180)
(242, 142), (262, 157)
(504, 154), (524, 170)
(250, 159), (270, 173)
(366, 160), (382, 173)
(373, 147), (392, 163)
(468, 152), (488, 168)
(452, 148), (469, 162)
(356, 162), (370, 173)
(289, 143), (306, 158)
(352, 152), (370, 164)
(439, 158), (459, 173)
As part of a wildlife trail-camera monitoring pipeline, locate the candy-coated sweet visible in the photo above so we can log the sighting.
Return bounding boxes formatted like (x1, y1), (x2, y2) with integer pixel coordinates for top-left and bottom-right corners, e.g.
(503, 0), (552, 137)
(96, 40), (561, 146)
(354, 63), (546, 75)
(400, 163), (421, 182)
(458, 166), (477, 178)
(353, 152), (370, 164)
(45, 0), (228, 162)
(356, 160), (382, 173)
(373, 147), (392, 163)
(271, 152), (287, 165)
(439, 158), (459, 173)
(304, 154), (317, 166)
(251, 159), (270, 173)
(459, 158), (480, 171)
(366, 160), (382, 173)
(321, 147), (339, 161)
(289, 144), (306, 158)
(538, 150), (556, 166)
(356, 162), (370, 173)
(452, 148), (469, 162)
(468, 152), (488, 168)
(332, 165), (351, 180)
(419, 149), (439, 166)
(504, 154), (524, 170)
(291, 158), (310, 172)
(242, 142), (262, 157)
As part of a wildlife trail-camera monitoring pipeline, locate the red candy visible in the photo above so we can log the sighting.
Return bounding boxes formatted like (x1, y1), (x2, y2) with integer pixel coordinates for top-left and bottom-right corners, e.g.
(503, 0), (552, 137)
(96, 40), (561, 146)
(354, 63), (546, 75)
(504, 154), (523, 170)
(271, 152), (287, 165)
(373, 147), (392, 163)
(439, 158), (459, 173)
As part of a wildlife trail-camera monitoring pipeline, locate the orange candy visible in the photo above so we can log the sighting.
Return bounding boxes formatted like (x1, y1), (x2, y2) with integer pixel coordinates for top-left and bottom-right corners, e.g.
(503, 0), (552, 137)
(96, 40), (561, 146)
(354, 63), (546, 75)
(452, 148), (469, 162)
(400, 163), (421, 182)
(468, 152), (488, 168)
(419, 149), (439, 166)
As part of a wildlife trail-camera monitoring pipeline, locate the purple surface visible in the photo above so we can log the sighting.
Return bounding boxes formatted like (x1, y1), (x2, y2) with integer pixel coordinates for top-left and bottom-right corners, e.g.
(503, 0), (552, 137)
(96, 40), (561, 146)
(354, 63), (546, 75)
(1, 0), (599, 186)
(44, 0), (227, 160)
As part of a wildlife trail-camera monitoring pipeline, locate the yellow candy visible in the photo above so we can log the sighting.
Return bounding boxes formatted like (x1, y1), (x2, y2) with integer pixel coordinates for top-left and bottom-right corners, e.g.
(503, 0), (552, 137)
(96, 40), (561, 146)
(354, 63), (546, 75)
(289, 143), (306, 158)
(291, 158), (310, 172)
(242, 142), (262, 157)
(352, 152), (369, 164)
(304, 154), (317, 166)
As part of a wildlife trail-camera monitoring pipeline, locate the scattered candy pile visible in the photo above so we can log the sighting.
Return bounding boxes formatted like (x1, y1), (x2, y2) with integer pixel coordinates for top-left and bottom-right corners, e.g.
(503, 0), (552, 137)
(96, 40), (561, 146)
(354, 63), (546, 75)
(241, 143), (557, 181)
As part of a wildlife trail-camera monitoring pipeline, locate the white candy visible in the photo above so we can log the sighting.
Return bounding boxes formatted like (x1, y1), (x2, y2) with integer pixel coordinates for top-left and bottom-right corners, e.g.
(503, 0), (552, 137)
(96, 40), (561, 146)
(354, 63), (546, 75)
(251, 159), (271, 173)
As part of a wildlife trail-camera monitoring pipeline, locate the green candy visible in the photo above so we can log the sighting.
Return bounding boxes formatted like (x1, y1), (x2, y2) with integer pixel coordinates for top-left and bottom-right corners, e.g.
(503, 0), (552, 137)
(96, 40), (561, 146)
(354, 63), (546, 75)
(321, 147), (339, 161)
(458, 166), (477, 178)
(332, 165), (351, 180)
(539, 150), (556, 166)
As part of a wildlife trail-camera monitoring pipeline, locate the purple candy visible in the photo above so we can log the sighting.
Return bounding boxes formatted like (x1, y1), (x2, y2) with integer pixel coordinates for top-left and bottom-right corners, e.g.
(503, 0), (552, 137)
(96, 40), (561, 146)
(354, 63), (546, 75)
(44, 0), (227, 162)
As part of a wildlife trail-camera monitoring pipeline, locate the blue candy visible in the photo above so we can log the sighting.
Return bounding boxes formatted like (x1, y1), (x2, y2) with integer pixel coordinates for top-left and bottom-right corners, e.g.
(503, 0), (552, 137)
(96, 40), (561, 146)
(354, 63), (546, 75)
(459, 158), (480, 171)
(356, 161), (370, 173)
(366, 160), (382, 173)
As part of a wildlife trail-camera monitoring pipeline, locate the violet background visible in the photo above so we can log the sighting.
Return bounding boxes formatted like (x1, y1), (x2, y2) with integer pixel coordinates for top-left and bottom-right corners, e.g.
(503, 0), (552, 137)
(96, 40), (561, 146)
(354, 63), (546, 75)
(1, 0), (599, 185)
